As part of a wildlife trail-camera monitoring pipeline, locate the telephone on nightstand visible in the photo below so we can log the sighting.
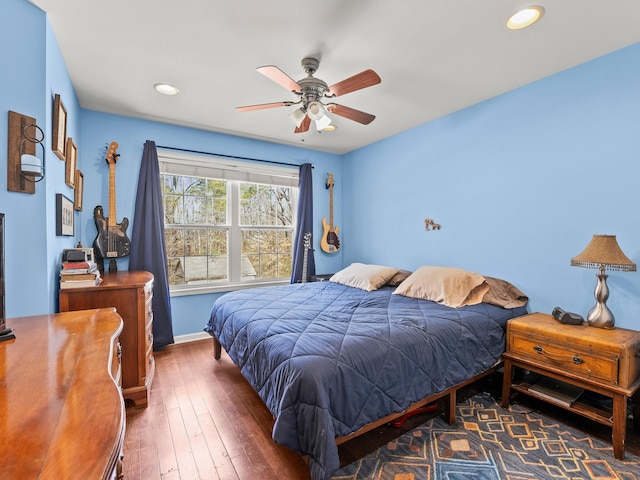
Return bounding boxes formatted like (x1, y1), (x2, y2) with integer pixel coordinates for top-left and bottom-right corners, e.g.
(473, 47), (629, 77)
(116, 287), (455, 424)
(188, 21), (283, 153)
(552, 307), (584, 325)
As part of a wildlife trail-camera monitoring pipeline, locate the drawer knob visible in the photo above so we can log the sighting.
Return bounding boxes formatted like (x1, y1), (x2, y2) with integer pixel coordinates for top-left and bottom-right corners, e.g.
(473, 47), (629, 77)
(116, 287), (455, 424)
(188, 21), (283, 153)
(533, 345), (543, 354)
(573, 355), (584, 365)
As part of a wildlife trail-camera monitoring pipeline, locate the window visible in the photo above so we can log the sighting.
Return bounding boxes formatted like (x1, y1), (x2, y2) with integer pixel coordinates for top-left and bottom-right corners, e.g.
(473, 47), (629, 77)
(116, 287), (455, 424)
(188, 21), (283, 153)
(159, 151), (298, 294)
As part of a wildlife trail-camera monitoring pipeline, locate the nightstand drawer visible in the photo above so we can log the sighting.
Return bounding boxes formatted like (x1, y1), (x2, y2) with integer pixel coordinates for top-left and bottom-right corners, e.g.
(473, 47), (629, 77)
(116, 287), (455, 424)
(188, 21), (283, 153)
(510, 330), (620, 385)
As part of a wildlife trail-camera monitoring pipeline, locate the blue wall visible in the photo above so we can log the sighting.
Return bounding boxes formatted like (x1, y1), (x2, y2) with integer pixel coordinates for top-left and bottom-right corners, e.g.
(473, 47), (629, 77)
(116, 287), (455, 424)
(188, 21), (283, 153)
(3, 0), (640, 333)
(1, 0), (83, 317)
(342, 43), (640, 330)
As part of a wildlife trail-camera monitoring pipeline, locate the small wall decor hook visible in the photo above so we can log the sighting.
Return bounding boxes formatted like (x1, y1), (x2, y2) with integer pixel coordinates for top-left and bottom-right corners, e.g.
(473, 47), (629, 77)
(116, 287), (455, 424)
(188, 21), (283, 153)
(424, 218), (441, 231)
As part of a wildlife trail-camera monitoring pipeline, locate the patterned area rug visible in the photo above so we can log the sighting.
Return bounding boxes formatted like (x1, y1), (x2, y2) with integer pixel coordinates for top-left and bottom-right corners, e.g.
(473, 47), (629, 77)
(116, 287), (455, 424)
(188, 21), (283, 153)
(331, 394), (640, 479)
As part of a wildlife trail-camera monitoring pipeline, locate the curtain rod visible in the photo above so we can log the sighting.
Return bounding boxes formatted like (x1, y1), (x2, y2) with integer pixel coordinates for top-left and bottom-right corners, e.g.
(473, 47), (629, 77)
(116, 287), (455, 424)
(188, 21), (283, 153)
(156, 145), (311, 169)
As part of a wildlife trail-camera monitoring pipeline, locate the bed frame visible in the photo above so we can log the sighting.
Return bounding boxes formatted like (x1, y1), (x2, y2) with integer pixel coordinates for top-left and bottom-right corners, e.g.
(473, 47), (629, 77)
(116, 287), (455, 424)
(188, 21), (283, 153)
(211, 336), (501, 443)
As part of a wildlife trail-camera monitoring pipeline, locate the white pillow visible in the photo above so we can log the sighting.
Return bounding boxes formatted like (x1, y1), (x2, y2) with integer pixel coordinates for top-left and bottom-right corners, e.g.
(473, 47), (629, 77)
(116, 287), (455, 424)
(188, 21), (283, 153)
(330, 263), (399, 291)
(393, 265), (489, 308)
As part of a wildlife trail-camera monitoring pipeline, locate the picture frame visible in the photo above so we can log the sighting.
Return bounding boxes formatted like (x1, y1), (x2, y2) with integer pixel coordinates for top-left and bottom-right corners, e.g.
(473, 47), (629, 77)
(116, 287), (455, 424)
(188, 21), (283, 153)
(74, 170), (84, 211)
(56, 194), (74, 236)
(65, 138), (77, 189)
(52, 94), (67, 161)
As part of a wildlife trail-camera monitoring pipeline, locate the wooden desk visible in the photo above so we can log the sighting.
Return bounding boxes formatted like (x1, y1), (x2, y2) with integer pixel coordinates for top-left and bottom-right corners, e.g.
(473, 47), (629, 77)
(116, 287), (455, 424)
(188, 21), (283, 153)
(0, 309), (124, 479)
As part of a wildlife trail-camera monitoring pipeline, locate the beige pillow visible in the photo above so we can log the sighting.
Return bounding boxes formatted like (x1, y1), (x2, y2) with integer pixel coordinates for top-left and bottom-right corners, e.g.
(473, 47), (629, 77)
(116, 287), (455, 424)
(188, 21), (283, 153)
(330, 263), (399, 291)
(393, 265), (489, 308)
(385, 269), (412, 287)
(482, 276), (528, 308)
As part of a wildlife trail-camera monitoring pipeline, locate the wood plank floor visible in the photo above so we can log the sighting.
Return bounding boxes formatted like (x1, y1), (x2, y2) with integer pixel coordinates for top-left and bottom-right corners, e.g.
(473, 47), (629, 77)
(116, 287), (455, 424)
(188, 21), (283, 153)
(123, 339), (640, 480)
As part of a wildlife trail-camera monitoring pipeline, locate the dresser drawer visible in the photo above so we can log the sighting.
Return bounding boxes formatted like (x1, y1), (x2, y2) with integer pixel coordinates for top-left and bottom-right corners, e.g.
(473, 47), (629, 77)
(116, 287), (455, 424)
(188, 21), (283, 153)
(507, 313), (640, 389)
(145, 317), (154, 377)
(144, 282), (153, 304)
(510, 330), (620, 385)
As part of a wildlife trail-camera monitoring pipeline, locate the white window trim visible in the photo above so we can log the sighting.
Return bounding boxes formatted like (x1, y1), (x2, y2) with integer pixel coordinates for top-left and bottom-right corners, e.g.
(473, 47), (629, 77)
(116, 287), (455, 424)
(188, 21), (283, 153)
(158, 149), (299, 297)
(158, 149), (299, 187)
(170, 279), (290, 297)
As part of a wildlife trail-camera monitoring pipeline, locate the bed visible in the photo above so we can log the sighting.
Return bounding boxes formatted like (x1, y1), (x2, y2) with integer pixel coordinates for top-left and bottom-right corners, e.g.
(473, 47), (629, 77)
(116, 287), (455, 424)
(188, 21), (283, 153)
(204, 264), (528, 480)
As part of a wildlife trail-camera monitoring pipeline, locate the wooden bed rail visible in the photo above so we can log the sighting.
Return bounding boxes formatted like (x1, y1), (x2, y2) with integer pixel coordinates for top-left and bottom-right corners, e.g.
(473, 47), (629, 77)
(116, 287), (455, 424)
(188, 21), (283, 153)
(335, 362), (502, 444)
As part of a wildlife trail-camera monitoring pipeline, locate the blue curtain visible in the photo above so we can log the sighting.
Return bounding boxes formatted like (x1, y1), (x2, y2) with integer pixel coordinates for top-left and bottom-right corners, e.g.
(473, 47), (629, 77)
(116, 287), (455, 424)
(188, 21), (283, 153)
(291, 163), (316, 283)
(129, 140), (174, 349)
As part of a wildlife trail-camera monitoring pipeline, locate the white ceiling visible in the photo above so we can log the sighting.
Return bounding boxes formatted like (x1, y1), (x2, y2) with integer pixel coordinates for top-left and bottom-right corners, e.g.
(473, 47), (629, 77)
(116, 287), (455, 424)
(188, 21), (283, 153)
(29, 0), (640, 155)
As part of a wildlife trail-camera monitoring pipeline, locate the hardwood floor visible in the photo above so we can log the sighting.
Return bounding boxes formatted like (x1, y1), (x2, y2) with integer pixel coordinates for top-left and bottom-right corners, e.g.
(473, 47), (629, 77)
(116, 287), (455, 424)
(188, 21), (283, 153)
(123, 339), (640, 480)
(123, 339), (311, 480)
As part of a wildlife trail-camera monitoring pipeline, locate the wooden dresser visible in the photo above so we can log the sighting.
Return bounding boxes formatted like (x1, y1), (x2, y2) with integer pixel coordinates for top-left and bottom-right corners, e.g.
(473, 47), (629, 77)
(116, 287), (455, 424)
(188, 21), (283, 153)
(59, 270), (155, 407)
(502, 312), (640, 460)
(0, 308), (124, 479)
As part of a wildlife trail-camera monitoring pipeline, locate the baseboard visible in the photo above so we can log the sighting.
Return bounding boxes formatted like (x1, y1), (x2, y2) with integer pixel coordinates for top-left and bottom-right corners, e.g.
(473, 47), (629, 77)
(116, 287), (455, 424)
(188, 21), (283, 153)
(173, 331), (211, 344)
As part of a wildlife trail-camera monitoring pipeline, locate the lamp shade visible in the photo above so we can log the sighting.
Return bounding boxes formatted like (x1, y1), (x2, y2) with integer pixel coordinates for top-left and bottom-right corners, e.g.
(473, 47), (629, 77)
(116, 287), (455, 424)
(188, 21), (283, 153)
(21, 153), (44, 177)
(288, 108), (305, 128)
(571, 234), (636, 272)
(306, 101), (325, 120)
(315, 114), (332, 131)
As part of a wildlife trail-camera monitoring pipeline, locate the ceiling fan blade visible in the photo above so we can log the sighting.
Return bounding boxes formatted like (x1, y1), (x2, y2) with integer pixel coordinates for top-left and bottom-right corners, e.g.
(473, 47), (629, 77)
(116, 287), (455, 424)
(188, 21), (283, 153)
(327, 104), (375, 125)
(294, 115), (311, 133)
(326, 69), (381, 97)
(257, 65), (301, 92)
(236, 101), (292, 112)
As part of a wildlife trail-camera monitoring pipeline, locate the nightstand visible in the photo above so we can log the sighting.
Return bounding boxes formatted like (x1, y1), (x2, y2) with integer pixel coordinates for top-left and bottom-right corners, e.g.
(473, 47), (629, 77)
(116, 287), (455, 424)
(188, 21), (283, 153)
(310, 274), (333, 282)
(501, 312), (640, 460)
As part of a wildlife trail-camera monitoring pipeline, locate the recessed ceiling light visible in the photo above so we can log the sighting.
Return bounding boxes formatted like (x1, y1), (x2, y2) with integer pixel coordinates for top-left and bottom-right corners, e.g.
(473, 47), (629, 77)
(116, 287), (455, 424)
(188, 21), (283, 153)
(507, 6), (544, 30)
(154, 83), (180, 95)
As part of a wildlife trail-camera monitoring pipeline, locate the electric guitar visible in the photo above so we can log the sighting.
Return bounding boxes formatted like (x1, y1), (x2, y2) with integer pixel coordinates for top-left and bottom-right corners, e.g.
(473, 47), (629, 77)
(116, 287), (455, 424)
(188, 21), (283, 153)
(320, 173), (340, 253)
(301, 232), (312, 283)
(93, 141), (131, 270)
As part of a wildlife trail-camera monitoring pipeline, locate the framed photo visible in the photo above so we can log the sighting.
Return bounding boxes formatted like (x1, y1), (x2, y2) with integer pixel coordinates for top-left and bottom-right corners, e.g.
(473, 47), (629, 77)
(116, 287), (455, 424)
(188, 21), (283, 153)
(65, 138), (77, 189)
(52, 94), (67, 160)
(74, 170), (84, 211)
(56, 194), (74, 236)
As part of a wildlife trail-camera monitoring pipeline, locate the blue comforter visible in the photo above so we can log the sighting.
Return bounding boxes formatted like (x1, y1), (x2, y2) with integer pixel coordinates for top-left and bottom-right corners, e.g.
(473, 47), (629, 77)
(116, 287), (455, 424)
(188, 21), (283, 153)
(205, 281), (527, 480)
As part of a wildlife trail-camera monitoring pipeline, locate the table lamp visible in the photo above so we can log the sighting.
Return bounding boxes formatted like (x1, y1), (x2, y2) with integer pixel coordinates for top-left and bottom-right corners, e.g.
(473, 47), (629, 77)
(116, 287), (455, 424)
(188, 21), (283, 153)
(571, 234), (636, 329)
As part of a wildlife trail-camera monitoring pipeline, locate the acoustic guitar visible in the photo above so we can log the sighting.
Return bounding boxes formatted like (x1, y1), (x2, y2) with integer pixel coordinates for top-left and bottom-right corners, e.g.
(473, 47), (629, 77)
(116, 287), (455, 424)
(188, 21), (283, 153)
(320, 173), (340, 253)
(301, 232), (312, 283)
(93, 141), (131, 271)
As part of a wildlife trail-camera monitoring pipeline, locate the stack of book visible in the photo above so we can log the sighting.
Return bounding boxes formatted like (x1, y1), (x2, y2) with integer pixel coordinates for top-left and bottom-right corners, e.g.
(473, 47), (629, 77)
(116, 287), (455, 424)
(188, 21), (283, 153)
(528, 377), (584, 407)
(59, 259), (101, 289)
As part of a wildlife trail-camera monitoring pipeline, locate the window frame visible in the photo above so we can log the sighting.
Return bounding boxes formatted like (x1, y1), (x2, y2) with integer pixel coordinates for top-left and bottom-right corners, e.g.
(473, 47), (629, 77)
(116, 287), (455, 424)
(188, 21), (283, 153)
(158, 150), (299, 296)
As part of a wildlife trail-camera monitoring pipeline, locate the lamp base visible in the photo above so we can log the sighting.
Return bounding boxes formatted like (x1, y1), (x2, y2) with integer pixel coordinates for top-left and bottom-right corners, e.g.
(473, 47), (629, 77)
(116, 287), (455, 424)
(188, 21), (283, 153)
(587, 273), (615, 329)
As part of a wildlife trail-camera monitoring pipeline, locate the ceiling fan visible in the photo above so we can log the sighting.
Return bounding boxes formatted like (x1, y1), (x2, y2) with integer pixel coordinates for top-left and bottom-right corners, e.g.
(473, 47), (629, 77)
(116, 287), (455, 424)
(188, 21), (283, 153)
(236, 57), (381, 133)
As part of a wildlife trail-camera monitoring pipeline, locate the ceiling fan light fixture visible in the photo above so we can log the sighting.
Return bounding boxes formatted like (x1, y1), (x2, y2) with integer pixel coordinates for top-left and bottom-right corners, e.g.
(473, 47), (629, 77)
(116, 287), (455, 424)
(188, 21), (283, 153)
(289, 107), (305, 127)
(321, 124), (337, 132)
(307, 101), (325, 120)
(507, 6), (544, 30)
(315, 114), (332, 131)
(154, 83), (180, 95)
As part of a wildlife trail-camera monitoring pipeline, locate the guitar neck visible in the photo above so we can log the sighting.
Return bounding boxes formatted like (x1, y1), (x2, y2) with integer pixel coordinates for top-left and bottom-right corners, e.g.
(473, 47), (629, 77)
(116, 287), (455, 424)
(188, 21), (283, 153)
(329, 184), (334, 230)
(301, 250), (309, 283)
(108, 162), (116, 227)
